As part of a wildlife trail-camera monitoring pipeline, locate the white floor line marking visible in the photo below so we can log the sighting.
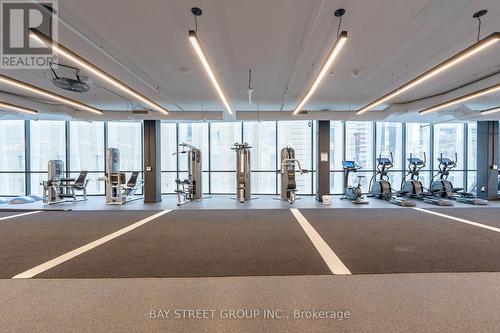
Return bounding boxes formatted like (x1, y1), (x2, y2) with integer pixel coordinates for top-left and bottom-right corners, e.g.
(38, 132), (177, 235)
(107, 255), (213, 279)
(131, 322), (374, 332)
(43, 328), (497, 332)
(12, 209), (172, 279)
(0, 211), (42, 221)
(413, 207), (500, 233)
(290, 208), (351, 275)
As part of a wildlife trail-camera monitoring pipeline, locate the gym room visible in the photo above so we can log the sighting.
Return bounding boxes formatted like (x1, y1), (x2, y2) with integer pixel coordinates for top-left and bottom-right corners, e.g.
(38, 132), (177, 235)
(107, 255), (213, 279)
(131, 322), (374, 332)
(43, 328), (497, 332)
(0, 0), (499, 332)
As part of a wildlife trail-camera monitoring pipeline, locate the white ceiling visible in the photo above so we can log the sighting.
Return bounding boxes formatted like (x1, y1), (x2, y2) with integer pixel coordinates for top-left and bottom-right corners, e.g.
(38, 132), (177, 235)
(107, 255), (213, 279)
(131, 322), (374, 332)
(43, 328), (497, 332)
(0, 0), (499, 121)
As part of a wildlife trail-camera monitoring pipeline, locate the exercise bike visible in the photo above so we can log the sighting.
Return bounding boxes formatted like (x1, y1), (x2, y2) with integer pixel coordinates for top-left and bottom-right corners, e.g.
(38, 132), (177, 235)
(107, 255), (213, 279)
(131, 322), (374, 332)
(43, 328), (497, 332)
(340, 161), (369, 204)
(369, 153), (415, 207)
(430, 153), (488, 205)
(400, 153), (453, 206)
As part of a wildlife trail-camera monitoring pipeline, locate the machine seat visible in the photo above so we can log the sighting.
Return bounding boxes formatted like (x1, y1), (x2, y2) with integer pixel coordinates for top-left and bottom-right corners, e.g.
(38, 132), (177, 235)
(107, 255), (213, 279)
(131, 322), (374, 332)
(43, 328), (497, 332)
(124, 172), (144, 196)
(72, 171), (89, 189)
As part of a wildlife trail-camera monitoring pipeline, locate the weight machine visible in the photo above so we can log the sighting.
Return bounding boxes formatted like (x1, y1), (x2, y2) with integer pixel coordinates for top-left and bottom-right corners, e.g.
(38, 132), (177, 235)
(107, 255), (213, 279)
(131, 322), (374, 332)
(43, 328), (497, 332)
(173, 143), (204, 206)
(99, 148), (144, 205)
(231, 143), (253, 203)
(41, 160), (89, 205)
(277, 146), (308, 204)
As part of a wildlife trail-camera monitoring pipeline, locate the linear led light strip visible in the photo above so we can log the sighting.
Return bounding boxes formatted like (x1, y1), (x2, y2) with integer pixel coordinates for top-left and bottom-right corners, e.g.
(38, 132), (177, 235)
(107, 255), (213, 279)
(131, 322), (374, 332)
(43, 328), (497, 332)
(419, 83), (500, 115)
(0, 101), (37, 114)
(29, 29), (169, 115)
(481, 106), (500, 115)
(0, 74), (102, 114)
(293, 31), (348, 115)
(188, 30), (233, 115)
(356, 32), (500, 115)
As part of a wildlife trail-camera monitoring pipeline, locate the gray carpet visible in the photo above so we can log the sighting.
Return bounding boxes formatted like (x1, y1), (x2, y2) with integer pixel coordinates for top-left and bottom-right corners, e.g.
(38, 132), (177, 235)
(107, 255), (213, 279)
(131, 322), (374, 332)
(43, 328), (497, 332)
(1, 273), (500, 332)
(38, 209), (331, 278)
(302, 208), (500, 274)
(0, 211), (159, 278)
(430, 207), (500, 228)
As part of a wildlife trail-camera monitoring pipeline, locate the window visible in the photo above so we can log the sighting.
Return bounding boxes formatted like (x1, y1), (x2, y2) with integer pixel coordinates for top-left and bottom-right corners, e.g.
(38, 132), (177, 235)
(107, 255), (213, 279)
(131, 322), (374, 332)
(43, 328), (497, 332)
(161, 123), (177, 193)
(30, 121), (66, 195)
(345, 122), (373, 191)
(210, 122), (241, 170)
(0, 120), (25, 195)
(405, 123), (430, 163)
(376, 122), (402, 169)
(433, 123), (465, 188)
(178, 123), (208, 171)
(433, 123), (465, 169)
(467, 122), (477, 192)
(376, 122), (403, 188)
(210, 122), (242, 193)
(70, 121), (105, 194)
(345, 122), (373, 170)
(30, 121), (66, 171)
(330, 121), (344, 194)
(107, 122), (142, 171)
(243, 121), (277, 194)
(405, 123), (431, 189)
(177, 123), (209, 193)
(278, 121), (313, 194)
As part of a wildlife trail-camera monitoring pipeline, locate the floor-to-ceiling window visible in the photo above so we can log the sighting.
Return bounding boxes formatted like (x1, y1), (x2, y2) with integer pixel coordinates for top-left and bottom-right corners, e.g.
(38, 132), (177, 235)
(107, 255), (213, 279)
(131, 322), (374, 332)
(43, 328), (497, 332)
(278, 121), (314, 195)
(405, 123), (431, 190)
(107, 122), (143, 190)
(376, 122), (403, 189)
(0, 119), (483, 198)
(210, 122), (242, 194)
(160, 123), (177, 194)
(330, 121), (344, 194)
(30, 121), (66, 195)
(0, 120), (25, 195)
(161, 120), (315, 196)
(178, 122), (209, 193)
(345, 121), (374, 190)
(433, 123), (465, 189)
(69, 121), (105, 194)
(467, 122), (477, 192)
(243, 121), (277, 194)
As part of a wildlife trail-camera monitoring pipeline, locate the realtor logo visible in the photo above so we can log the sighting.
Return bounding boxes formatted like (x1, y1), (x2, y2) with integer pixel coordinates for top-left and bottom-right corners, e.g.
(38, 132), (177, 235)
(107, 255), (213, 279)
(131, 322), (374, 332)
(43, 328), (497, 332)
(1, 0), (58, 68)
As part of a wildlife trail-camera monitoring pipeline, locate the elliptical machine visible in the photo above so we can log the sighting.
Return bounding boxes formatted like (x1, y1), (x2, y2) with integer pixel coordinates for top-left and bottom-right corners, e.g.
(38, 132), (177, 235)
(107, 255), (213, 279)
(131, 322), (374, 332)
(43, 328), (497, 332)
(277, 146), (308, 204)
(430, 153), (488, 205)
(400, 153), (453, 206)
(173, 143), (204, 206)
(369, 153), (415, 207)
(340, 161), (368, 204)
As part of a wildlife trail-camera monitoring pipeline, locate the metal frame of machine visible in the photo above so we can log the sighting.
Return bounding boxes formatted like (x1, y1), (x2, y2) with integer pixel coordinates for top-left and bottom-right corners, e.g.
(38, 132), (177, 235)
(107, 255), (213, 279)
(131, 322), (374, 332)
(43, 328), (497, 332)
(340, 160), (369, 204)
(231, 142), (253, 203)
(276, 146), (308, 204)
(41, 160), (89, 205)
(99, 148), (144, 205)
(430, 153), (488, 205)
(400, 153), (453, 206)
(369, 153), (415, 207)
(174, 143), (204, 206)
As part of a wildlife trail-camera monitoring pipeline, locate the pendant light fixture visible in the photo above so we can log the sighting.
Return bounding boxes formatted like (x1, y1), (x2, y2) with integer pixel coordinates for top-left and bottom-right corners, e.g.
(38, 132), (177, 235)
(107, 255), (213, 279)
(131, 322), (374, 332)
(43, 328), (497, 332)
(29, 29), (169, 115)
(188, 7), (234, 115)
(292, 8), (348, 115)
